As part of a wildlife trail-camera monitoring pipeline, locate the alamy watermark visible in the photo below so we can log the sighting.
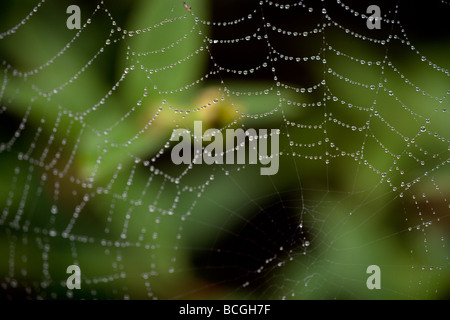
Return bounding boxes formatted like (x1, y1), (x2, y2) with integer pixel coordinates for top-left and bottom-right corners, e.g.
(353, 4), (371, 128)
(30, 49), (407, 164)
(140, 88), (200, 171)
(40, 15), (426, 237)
(366, 5), (382, 30)
(66, 264), (81, 290)
(66, 5), (81, 30)
(366, 265), (381, 290)
(170, 121), (280, 176)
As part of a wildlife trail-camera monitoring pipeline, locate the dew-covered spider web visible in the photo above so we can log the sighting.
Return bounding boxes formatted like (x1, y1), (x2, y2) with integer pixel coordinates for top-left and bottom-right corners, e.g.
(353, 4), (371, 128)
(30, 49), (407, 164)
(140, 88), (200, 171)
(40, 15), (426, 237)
(0, 0), (449, 300)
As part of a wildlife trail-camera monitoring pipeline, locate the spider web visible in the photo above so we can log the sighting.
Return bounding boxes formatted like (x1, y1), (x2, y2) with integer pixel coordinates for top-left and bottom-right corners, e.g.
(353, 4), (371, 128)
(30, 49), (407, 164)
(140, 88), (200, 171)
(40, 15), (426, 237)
(0, 0), (449, 300)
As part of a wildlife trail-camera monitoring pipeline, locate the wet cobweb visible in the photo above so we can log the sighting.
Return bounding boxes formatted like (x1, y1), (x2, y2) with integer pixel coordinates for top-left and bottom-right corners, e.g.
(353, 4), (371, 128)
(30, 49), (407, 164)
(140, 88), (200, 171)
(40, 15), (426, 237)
(0, 0), (449, 300)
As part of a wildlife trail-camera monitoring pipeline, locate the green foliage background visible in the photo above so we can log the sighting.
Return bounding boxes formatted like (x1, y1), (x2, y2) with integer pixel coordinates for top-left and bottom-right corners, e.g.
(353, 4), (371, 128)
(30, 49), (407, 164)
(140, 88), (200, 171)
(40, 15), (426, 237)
(0, 0), (449, 299)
